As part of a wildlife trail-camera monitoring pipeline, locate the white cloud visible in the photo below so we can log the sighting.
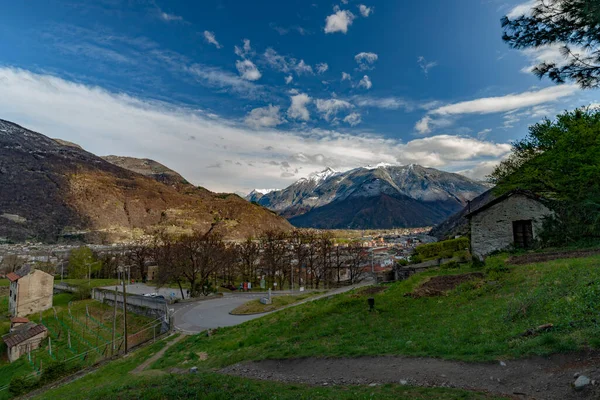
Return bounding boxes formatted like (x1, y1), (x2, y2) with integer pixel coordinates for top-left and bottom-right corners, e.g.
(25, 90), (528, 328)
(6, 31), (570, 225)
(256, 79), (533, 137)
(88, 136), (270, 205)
(287, 93), (312, 121)
(285, 75), (293, 84)
(417, 56), (438, 76)
(160, 12), (183, 22)
(358, 4), (373, 17)
(414, 115), (454, 135)
(185, 63), (260, 97)
(357, 75), (372, 89)
(245, 105), (285, 129)
(0, 67), (512, 192)
(344, 112), (362, 126)
(518, 43), (591, 74)
(295, 60), (314, 75)
(506, 0), (537, 18)
(415, 85), (577, 133)
(415, 116), (432, 134)
(477, 128), (492, 139)
(429, 85), (578, 116)
(203, 31), (222, 49)
(263, 48), (314, 76)
(352, 96), (414, 111)
(354, 52), (378, 70)
(234, 39), (252, 58)
(324, 9), (355, 34)
(316, 63), (329, 74)
(341, 72), (351, 81)
(315, 99), (354, 121)
(235, 59), (262, 81)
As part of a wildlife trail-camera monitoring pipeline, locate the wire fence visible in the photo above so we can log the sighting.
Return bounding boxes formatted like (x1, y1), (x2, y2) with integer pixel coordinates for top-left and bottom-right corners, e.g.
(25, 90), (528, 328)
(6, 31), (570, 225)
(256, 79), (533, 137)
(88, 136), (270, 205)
(0, 313), (168, 395)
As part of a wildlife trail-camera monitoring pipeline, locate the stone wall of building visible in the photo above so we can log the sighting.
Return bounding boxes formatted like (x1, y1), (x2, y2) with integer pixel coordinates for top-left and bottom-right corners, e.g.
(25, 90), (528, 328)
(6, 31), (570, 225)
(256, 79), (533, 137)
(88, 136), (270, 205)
(14, 270), (54, 317)
(471, 194), (552, 259)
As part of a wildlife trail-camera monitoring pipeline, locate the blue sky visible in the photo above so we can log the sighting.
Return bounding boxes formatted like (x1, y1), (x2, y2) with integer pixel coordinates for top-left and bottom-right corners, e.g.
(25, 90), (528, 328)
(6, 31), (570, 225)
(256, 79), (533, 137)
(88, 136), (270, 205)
(0, 0), (597, 193)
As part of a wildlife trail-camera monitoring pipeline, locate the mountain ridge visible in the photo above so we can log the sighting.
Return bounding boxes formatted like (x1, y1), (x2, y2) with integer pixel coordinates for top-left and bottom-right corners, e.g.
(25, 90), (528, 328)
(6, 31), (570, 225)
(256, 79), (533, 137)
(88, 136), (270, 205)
(247, 165), (490, 229)
(0, 119), (291, 242)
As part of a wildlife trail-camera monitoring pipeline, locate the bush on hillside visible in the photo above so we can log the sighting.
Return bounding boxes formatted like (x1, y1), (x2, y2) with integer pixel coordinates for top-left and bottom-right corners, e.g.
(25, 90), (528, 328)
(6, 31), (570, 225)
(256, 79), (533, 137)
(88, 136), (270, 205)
(413, 237), (470, 261)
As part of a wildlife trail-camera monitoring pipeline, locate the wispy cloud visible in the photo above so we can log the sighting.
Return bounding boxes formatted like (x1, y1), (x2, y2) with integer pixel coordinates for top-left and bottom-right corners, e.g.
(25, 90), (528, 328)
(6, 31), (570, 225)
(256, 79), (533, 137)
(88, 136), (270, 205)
(160, 11), (183, 22)
(355, 52), (378, 71)
(358, 4), (373, 17)
(0, 67), (512, 191)
(415, 85), (579, 133)
(203, 31), (222, 49)
(417, 56), (438, 76)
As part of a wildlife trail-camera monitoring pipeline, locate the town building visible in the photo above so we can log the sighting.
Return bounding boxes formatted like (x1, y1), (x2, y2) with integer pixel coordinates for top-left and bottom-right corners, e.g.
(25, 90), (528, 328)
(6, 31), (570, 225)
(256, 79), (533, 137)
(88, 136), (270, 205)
(466, 190), (552, 259)
(7, 266), (54, 317)
(2, 320), (48, 363)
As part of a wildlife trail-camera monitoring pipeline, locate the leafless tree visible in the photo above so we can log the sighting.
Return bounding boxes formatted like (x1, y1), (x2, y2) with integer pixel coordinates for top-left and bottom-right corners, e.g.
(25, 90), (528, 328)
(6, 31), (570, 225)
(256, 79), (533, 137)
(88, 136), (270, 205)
(346, 242), (368, 284)
(260, 230), (289, 290)
(0, 254), (26, 274)
(235, 237), (260, 285)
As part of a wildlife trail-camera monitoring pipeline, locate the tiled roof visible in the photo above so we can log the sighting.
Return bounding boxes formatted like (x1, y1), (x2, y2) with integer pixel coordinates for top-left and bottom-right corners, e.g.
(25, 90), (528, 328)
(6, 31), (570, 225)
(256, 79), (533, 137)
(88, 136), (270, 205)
(2, 323), (47, 348)
(10, 317), (29, 324)
(6, 272), (20, 282)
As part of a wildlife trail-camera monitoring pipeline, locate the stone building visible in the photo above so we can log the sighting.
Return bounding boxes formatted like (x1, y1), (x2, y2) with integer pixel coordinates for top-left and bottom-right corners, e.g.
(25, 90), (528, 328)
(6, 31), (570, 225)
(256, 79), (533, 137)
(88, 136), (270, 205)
(7, 266), (54, 317)
(2, 320), (48, 363)
(466, 190), (552, 259)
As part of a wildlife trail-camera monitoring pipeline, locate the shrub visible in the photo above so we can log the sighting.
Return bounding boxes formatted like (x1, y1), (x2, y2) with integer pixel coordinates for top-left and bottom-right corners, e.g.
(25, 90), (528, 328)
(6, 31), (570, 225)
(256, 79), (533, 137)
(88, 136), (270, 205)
(485, 258), (510, 274)
(413, 237), (470, 261)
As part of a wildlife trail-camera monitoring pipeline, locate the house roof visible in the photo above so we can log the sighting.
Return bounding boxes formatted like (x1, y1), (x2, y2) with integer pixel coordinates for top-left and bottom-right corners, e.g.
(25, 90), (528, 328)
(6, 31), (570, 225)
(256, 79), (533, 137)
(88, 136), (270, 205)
(10, 317), (29, 324)
(465, 189), (545, 219)
(2, 323), (47, 348)
(6, 272), (20, 282)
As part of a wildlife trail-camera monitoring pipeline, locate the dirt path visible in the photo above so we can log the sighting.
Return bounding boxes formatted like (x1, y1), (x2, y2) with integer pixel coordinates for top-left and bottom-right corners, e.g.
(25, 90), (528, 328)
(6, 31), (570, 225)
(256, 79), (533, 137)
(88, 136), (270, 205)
(221, 351), (600, 399)
(130, 334), (186, 374)
(508, 249), (600, 265)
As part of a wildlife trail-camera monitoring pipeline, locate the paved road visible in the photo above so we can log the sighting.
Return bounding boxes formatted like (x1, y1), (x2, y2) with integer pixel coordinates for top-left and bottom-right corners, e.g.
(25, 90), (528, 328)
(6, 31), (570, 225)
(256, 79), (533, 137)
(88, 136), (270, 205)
(172, 280), (373, 334)
(172, 296), (269, 334)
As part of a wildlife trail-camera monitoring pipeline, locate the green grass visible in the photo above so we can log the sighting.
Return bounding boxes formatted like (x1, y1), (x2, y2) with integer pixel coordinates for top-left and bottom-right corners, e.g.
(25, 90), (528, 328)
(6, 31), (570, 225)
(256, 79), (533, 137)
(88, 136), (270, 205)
(60, 279), (118, 289)
(231, 292), (325, 315)
(34, 333), (504, 400)
(0, 293), (154, 395)
(0, 280), (9, 287)
(43, 373), (505, 400)
(153, 254), (600, 371)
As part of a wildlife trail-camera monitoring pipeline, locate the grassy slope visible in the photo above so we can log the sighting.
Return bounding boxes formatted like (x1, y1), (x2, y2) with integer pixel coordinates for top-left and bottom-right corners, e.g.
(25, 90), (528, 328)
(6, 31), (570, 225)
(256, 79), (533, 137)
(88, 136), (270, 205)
(0, 280), (8, 287)
(154, 254), (600, 371)
(231, 292), (325, 315)
(36, 335), (503, 400)
(0, 293), (153, 393)
(20, 253), (600, 399)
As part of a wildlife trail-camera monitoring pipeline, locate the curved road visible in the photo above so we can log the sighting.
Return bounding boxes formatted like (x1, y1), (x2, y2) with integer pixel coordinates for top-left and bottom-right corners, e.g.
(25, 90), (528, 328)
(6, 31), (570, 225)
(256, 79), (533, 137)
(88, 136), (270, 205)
(172, 295), (270, 334)
(172, 281), (372, 334)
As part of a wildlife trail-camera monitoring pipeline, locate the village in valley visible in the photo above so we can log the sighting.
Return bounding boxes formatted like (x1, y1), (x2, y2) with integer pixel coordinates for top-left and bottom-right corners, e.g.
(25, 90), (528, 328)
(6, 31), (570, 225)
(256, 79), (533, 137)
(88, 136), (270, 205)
(1, 0), (600, 399)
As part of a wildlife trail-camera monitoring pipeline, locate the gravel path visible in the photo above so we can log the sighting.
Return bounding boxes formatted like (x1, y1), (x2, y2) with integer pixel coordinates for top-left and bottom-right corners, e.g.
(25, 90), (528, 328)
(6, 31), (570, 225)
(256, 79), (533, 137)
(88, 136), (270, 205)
(130, 334), (186, 374)
(221, 351), (600, 399)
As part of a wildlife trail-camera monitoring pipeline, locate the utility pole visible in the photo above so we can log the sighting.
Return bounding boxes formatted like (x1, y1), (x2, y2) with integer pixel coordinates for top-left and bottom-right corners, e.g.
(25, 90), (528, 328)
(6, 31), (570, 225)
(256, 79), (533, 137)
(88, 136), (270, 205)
(112, 269), (118, 354)
(122, 267), (128, 354)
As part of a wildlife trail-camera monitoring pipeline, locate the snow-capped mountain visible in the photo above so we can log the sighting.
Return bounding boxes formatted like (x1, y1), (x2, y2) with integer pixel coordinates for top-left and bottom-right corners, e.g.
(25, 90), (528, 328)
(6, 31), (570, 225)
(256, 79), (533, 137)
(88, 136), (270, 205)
(246, 164), (491, 229)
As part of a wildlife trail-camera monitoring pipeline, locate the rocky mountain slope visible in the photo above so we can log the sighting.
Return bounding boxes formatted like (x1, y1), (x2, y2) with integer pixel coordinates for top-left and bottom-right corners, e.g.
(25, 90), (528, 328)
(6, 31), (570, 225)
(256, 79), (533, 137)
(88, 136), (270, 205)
(0, 119), (291, 242)
(429, 189), (496, 240)
(248, 165), (489, 229)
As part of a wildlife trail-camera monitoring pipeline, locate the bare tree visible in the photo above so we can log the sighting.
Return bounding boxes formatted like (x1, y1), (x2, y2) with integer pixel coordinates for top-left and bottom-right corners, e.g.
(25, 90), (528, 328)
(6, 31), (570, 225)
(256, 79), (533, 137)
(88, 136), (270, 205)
(127, 237), (153, 282)
(346, 242), (368, 284)
(236, 237), (260, 285)
(0, 255), (26, 274)
(260, 230), (289, 290)
(152, 231), (186, 299)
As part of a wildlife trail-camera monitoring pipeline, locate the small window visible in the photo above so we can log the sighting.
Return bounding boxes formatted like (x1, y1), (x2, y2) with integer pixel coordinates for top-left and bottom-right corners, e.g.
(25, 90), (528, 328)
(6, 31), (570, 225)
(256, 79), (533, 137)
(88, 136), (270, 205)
(513, 220), (534, 248)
